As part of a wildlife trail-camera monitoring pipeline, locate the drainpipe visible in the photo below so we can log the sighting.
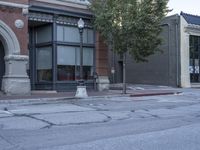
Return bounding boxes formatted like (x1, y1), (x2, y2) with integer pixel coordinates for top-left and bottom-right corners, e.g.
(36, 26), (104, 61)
(161, 23), (170, 86)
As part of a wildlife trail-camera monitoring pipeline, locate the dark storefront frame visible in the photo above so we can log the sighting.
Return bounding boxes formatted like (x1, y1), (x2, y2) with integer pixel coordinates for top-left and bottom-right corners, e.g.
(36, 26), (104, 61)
(29, 7), (96, 91)
(0, 41), (5, 88)
(190, 35), (200, 83)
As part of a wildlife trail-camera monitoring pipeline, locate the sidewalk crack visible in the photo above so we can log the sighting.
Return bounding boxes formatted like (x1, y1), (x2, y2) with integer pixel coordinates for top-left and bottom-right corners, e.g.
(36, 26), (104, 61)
(11, 113), (55, 129)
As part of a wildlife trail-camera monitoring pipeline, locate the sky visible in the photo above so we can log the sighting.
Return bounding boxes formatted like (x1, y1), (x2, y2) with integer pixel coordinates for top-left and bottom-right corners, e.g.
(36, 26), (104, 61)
(167, 0), (200, 16)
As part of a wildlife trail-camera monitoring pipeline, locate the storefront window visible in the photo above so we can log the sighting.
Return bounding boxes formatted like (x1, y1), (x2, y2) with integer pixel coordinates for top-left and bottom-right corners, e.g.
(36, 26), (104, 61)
(57, 25), (94, 44)
(30, 19), (95, 90)
(190, 35), (200, 82)
(37, 47), (52, 82)
(85, 29), (94, 44)
(57, 46), (76, 81)
(57, 46), (94, 81)
(76, 66), (94, 80)
(76, 47), (94, 80)
(36, 25), (52, 44)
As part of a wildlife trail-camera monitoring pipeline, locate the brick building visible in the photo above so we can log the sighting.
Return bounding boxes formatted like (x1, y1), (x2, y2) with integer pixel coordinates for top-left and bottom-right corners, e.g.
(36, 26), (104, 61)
(0, 0), (109, 95)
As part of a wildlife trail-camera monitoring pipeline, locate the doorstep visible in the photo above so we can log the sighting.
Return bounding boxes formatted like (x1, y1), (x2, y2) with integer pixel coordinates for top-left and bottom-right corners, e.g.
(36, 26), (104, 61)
(191, 83), (200, 88)
(31, 90), (58, 94)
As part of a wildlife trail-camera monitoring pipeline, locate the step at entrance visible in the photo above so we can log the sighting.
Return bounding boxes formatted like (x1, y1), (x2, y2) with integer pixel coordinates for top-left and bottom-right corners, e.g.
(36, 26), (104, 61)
(191, 83), (200, 88)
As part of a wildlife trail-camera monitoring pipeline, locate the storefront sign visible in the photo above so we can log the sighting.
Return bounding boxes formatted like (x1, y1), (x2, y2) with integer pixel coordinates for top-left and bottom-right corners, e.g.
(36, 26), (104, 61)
(189, 66), (199, 74)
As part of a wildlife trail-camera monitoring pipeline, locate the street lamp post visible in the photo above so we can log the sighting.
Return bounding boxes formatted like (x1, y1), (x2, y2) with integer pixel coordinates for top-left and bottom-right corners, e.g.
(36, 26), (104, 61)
(75, 18), (88, 98)
(78, 18), (84, 85)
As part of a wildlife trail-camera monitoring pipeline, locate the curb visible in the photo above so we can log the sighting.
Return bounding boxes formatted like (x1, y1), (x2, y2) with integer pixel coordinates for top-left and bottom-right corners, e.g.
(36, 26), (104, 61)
(0, 97), (74, 104)
(0, 94), (127, 105)
(130, 91), (182, 97)
(0, 91), (181, 105)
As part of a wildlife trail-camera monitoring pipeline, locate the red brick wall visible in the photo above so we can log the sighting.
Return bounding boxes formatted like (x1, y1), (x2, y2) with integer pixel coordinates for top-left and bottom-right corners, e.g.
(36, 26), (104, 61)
(95, 33), (109, 76)
(0, 6), (28, 55)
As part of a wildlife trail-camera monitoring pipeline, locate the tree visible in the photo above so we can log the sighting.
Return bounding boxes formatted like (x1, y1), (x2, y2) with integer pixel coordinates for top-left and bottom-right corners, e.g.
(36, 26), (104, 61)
(90, 0), (169, 93)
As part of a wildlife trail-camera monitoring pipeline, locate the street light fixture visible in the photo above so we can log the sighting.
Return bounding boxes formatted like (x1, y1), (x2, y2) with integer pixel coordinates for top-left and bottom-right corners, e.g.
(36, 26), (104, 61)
(75, 18), (88, 98)
(78, 18), (85, 29)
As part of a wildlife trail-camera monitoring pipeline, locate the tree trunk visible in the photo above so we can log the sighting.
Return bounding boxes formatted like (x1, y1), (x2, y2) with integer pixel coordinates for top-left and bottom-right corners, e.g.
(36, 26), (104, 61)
(122, 52), (126, 94)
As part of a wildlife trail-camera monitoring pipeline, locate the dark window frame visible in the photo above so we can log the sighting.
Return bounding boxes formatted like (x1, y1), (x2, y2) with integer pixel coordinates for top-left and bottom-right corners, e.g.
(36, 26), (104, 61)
(29, 17), (96, 90)
(56, 24), (95, 83)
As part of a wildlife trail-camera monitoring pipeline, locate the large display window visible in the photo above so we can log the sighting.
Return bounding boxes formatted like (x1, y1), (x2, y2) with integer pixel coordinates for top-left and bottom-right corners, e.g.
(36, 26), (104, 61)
(57, 46), (94, 81)
(30, 20), (95, 90)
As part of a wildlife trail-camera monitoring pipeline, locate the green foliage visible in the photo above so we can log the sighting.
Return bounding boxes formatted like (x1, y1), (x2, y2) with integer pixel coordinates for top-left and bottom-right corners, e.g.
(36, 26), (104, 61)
(90, 0), (169, 62)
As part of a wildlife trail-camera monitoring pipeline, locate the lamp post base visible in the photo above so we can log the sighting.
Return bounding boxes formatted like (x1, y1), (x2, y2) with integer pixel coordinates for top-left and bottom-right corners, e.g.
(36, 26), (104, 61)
(75, 86), (88, 98)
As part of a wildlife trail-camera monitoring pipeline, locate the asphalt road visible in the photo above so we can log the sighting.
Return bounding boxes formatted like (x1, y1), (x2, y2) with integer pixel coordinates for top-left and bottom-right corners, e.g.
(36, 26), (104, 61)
(0, 88), (200, 150)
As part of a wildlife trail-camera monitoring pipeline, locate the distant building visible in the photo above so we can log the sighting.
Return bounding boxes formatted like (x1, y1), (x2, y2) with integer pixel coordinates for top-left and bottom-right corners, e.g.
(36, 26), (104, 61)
(109, 12), (200, 88)
(0, 0), (109, 95)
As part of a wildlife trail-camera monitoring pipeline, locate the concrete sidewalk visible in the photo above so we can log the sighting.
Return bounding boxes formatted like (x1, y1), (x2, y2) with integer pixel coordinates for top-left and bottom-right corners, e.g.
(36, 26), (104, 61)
(0, 90), (120, 103)
(0, 84), (181, 104)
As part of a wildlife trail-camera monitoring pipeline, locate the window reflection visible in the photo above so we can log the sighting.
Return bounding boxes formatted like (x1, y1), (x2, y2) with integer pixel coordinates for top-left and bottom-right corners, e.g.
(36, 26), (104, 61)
(57, 65), (75, 81)
(57, 25), (94, 44)
(37, 47), (52, 82)
(57, 46), (94, 81)
(76, 66), (93, 80)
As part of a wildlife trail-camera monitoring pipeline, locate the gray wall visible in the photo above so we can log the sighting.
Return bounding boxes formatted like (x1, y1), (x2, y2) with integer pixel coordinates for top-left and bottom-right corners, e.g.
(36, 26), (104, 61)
(109, 15), (181, 87)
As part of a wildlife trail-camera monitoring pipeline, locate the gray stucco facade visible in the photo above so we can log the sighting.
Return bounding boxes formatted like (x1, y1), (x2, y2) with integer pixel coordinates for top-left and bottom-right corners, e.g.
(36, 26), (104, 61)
(109, 13), (200, 88)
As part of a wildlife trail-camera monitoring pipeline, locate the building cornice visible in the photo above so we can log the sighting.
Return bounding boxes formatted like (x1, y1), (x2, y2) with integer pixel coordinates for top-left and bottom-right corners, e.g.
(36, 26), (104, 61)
(0, 1), (29, 9)
(34, 0), (89, 9)
(185, 24), (200, 36)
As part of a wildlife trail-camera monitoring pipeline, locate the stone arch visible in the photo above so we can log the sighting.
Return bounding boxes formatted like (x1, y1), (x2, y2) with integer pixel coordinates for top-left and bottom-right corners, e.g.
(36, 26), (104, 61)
(0, 20), (30, 95)
(0, 20), (20, 56)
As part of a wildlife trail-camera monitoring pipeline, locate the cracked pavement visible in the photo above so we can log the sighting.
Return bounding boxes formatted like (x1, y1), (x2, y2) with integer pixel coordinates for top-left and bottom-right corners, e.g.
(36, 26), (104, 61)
(0, 88), (200, 149)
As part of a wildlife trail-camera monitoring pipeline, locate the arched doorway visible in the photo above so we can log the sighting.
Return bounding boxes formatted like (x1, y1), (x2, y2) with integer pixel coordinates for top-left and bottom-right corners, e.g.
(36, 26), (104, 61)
(0, 41), (5, 89)
(0, 20), (30, 95)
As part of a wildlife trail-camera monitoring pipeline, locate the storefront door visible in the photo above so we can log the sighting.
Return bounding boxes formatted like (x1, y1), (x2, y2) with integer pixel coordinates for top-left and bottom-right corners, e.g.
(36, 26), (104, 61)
(0, 41), (5, 88)
(190, 35), (200, 83)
